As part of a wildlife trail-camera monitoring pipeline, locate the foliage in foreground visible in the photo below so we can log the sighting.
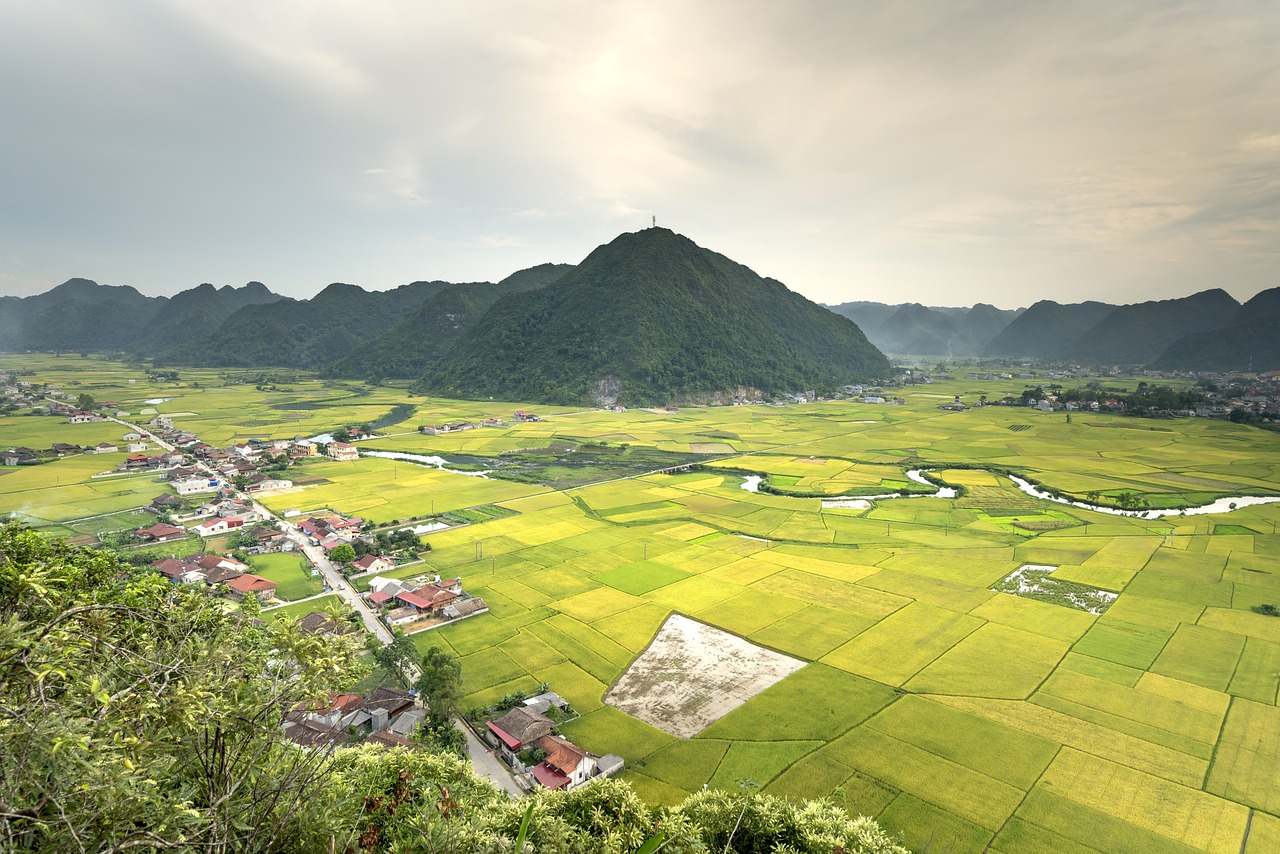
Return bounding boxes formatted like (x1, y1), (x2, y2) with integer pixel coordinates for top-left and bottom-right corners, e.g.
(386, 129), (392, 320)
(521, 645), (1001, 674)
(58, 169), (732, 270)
(0, 523), (908, 853)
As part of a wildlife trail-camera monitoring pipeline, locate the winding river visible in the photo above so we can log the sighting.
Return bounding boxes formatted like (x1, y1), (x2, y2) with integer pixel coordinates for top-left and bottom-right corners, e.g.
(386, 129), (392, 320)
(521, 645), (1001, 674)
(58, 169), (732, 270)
(741, 469), (1280, 518)
(360, 449), (492, 478)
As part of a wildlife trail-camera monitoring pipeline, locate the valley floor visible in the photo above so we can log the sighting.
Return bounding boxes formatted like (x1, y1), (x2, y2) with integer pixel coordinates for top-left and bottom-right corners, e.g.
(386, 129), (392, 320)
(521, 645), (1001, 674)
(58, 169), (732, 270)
(3, 354), (1280, 853)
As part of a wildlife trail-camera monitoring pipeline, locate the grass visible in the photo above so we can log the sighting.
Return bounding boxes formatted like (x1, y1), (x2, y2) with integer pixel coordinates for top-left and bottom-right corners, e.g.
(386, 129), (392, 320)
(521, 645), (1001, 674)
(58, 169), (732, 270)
(699, 664), (896, 742)
(249, 552), (324, 600)
(8, 356), (1280, 847)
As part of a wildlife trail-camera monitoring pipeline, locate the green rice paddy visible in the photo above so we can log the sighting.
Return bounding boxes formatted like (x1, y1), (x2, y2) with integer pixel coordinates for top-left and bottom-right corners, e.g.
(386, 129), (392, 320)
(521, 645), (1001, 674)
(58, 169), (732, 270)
(5, 354), (1280, 852)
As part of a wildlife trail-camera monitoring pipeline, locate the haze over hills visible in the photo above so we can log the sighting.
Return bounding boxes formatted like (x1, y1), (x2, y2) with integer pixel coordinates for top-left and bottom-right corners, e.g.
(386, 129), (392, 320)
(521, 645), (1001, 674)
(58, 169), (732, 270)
(827, 301), (1025, 356)
(981, 300), (1117, 359)
(1152, 286), (1280, 372)
(2, 239), (1275, 378)
(1056, 289), (1240, 364)
(417, 228), (892, 405)
(0, 278), (281, 354)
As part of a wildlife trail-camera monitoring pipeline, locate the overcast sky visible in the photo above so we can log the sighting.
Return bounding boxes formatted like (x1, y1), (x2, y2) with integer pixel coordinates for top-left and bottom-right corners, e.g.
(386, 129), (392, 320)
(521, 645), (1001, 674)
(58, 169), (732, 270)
(1, 1), (1277, 309)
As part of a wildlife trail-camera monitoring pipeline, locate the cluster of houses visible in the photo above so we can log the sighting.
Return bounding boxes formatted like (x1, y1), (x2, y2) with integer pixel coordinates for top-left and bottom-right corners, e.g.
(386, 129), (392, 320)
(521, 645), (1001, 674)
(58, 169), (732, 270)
(297, 514), (365, 552)
(284, 685), (428, 750)
(149, 552), (279, 601)
(418, 415), (510, 435)
(364, 574), (488, 628)
(484, 694), (622, 791)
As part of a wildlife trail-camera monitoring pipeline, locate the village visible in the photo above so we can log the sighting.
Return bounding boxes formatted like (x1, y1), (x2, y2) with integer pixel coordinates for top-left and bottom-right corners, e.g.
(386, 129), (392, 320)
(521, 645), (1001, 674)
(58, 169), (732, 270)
(0, 378), (621, 796)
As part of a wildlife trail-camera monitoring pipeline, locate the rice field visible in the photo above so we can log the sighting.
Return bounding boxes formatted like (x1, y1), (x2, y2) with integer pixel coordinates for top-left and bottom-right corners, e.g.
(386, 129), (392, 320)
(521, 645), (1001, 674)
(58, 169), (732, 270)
(5, 355), (1280, 852)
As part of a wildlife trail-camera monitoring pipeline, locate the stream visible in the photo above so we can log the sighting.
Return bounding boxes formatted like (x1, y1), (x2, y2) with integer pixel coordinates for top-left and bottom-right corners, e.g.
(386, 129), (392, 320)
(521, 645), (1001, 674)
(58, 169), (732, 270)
(740, 469), (1279, 518)
(360, 450), (492, 478)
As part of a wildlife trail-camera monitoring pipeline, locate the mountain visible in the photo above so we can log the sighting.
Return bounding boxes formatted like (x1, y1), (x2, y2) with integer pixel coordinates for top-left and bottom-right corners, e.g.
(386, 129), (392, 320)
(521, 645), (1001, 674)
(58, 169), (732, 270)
(825, 301), (1022, 355)
(0, 278), (166, 352)
(139, 282), (282, 355)
(983, 299), (1116, 358)
(159, 280), (452, 368)
(1151, 286), (1280, 371)
(332, 263), (574, 379)
(1058, 289), (1240, 365)
(418, 228), (891, 405)
(826, 301), (900, 332)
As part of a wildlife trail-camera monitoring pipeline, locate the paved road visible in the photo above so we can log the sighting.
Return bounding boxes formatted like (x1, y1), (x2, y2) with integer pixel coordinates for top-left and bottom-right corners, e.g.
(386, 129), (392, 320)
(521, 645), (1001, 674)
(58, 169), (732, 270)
(117, 413), (526, 795)
(459, 721), (525, 796)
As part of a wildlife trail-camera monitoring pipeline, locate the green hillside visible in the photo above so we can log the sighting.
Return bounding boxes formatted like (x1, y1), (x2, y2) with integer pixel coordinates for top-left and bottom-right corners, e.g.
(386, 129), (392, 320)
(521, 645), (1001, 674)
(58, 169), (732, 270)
(1059, 289), (1240, 365)
(419, 228), (891, 405)
(1152, 286), (1280, 371)
(334, 263), (573, 379)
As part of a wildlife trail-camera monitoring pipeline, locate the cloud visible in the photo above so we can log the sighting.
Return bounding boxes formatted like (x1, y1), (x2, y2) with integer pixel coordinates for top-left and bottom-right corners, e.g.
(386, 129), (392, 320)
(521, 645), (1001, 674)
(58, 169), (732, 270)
(0, 1), (1276, 306)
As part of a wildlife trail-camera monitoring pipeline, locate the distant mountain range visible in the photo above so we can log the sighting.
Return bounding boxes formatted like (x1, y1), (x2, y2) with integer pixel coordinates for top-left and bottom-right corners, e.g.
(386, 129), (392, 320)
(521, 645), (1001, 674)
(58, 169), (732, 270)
(3, 239), (1276, 387)
(833, 287), (1276, 369)
(826, 301), (1024, 356)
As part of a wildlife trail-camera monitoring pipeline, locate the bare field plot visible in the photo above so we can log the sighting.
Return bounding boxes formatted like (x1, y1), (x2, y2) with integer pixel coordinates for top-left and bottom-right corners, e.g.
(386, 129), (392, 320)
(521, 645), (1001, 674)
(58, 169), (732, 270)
(604, 614), (806, 737)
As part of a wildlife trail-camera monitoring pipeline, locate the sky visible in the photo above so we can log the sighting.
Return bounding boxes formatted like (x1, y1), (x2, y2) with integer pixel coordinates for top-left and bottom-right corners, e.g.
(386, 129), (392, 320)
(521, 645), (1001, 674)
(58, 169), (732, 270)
(1, 1), (1277, 309)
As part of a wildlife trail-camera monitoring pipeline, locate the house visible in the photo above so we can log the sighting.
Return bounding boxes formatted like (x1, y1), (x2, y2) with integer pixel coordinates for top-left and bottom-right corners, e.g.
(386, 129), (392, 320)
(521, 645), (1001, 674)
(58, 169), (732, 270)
(513, 410), (541, 422)
(245, 477), (293, 492)
(297, 612), (360, 637)
(151, 415), (174, 429)
(126, 442), (148, 453)
(148, 493), (183, 513)
(195, 553), (249, 574)
(192, 517), (244, 537)
(50, 442), (79, 456)
(530, 734), (598, 790)
(326, 442), (359, 462)
(201, 565), (244, 586)
(2, 448), (38, 466)
(352, 554), (395, 574)
(94, 441), (120, 454)
(226, 574), (277, 600)
(67, 411), (101, 423)
(442, 597), (489, 620)
(152, 558), (206, 584)
(122, 431), (143, 441)
(135, 523), (186, 542)
(486, 706), (555, 765)
(173, 477), (221, 496)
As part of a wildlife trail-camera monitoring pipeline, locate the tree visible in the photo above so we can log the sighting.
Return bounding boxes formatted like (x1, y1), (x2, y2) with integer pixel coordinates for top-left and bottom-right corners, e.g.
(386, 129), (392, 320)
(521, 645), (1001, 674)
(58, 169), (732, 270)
(76, 392), (95, 410)
(0, 522), (363, 853)
(414, 647), (462, 722)
(330, 542), (356, 564)
(371, 629), (418, 688)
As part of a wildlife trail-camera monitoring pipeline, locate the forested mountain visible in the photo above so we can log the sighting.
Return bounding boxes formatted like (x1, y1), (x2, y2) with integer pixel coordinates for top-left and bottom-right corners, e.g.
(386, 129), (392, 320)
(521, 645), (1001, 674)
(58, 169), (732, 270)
(0, 278), (163, 351)
(157, 280), (453, 368)
(333, 264), (573, 379)
(140, 282), (282, 354)
(1152, 286), (1280, 371)
(825, 300), (1022, 355)
(1057, 289), (1239, 364)
(982, 299), (1116, 358)
(420, 228), (892, 405)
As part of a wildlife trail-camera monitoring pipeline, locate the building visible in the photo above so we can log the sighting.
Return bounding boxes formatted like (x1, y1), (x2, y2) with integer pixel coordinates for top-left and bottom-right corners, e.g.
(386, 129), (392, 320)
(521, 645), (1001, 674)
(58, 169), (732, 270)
(225, 574), (277, 600)
(173, 477), (221, 496)
(326, 442), (359, 462)
(135, 523), (186, 542)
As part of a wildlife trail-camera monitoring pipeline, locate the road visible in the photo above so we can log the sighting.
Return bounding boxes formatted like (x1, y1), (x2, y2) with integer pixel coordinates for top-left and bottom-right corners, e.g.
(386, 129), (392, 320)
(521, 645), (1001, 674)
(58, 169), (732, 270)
(113, 413), (528, 796)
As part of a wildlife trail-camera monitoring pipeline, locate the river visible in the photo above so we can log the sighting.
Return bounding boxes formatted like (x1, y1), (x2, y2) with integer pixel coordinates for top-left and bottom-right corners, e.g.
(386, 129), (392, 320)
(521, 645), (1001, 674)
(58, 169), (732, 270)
(739, 469), (1278, 518)
(360, 450), (492, 478)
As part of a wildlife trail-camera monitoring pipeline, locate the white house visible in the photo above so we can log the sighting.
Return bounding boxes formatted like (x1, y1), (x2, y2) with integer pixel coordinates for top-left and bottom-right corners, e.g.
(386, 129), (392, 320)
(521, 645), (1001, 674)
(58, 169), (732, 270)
(173, 477), (221, 496)
(192, 517), (245, 537)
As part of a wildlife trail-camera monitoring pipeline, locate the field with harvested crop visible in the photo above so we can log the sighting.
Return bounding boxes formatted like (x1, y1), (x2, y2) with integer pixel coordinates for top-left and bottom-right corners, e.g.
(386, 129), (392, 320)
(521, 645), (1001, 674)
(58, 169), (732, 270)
(5, 356), (1280, 851)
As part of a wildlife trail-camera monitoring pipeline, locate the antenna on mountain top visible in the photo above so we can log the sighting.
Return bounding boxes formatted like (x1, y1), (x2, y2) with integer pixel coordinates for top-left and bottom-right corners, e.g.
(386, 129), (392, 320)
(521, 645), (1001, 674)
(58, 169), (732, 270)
(652, 215), (656, 228)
